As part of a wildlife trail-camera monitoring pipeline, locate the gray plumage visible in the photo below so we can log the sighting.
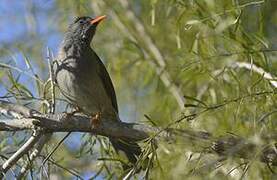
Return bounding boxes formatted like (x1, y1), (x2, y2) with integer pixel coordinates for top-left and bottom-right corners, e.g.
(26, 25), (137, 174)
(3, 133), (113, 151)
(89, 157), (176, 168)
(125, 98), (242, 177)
(54, 16), (141, 167)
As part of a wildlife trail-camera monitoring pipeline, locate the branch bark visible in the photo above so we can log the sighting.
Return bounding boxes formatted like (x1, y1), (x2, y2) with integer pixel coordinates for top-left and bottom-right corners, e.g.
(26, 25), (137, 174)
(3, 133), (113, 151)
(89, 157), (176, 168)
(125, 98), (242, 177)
(0, 115), (151, 141)
(0, 100), (276, 178)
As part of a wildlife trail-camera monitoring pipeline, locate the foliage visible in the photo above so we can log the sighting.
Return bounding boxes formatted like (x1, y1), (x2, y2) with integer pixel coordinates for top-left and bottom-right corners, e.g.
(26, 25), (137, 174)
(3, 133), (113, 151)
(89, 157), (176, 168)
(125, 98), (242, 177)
(0, 0), (276, 179)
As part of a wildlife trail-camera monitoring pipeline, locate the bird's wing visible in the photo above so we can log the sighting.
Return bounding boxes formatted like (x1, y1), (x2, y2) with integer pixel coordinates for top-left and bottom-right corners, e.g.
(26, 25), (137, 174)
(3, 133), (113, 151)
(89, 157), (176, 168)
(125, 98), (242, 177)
(93, 52), (119, 113)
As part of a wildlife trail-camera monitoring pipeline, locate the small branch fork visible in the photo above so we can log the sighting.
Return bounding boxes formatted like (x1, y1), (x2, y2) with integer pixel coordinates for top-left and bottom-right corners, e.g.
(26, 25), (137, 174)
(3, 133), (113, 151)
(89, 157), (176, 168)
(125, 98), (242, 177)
(0, 100), (276, 178)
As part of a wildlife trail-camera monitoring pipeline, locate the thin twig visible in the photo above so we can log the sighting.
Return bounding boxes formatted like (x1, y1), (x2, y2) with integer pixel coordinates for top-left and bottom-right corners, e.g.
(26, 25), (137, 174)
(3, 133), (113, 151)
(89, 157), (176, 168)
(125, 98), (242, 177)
(1, 130), (42, 177)
(40, 132), (71, 168)
(234, 62), (277, 88)
(39, 156), (84, 180)
(17, 48), (57, 178)
(101, 0), (185, 109)
(47, 47), (56, 114)
(17, 135), (53, 179)
(0, 63), (43, 85)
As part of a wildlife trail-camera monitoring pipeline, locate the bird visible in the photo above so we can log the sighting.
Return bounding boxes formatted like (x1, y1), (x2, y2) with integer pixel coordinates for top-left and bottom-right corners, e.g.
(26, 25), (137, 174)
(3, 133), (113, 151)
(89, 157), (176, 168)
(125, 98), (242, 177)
(54, 15), (142, 169)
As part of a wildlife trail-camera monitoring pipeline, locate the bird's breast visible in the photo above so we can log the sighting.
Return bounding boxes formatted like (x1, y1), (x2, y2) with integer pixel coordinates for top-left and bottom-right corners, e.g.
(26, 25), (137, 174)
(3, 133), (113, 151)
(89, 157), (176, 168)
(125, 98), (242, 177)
(56, 56), (114, 116)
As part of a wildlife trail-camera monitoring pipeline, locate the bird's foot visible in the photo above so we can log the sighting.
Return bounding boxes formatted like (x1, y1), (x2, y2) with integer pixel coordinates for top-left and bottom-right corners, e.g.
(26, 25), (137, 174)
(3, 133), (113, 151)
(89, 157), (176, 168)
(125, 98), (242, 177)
(62, 107), (81, 122)
(91, 112), (102, 128)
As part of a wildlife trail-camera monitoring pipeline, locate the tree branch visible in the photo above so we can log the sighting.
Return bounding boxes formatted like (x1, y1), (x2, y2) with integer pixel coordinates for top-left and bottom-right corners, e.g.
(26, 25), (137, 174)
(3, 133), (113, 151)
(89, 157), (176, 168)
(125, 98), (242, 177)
(0, 100), (276, 178)
(1, 130), (42, 177)
(0, 115), (152, 141)
(17, 134), (52, 179)
(233, 62), (277, 88)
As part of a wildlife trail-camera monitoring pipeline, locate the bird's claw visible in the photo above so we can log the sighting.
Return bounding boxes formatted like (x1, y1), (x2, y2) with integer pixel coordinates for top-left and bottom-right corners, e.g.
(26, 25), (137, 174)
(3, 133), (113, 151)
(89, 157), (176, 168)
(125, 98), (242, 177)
(91, 112), (101, 128)
(61, 107), (81, 122)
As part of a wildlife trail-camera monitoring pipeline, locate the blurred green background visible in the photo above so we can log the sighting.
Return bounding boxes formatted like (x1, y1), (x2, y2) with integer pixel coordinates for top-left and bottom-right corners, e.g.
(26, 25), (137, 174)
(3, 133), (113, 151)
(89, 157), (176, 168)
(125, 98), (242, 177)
(0, 0), (276, 179)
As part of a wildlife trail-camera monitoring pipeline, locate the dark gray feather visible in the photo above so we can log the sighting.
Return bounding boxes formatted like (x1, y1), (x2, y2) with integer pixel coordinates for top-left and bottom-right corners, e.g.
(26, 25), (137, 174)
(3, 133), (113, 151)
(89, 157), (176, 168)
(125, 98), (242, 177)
(93, 52), (119, 113)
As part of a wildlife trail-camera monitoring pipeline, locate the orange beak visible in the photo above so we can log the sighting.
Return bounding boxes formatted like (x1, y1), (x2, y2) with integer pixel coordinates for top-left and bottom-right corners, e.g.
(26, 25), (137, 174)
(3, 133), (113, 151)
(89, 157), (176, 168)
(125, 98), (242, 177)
(90, 15), (106, 25)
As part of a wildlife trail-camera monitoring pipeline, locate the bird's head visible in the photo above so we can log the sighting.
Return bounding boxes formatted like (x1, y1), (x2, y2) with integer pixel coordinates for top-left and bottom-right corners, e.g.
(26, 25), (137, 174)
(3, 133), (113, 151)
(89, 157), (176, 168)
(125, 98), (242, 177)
(65, 15), (106, 44)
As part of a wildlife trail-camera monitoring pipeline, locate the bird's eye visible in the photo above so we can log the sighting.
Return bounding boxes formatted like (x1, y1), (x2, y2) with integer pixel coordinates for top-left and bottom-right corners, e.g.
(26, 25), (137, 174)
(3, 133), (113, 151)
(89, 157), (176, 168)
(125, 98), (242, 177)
(79, 19), (85, 24)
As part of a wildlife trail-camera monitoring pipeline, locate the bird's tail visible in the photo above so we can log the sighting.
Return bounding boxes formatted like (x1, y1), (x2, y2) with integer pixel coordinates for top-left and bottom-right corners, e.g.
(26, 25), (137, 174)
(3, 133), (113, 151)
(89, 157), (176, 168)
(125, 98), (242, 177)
(110, 138), (142, 169)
